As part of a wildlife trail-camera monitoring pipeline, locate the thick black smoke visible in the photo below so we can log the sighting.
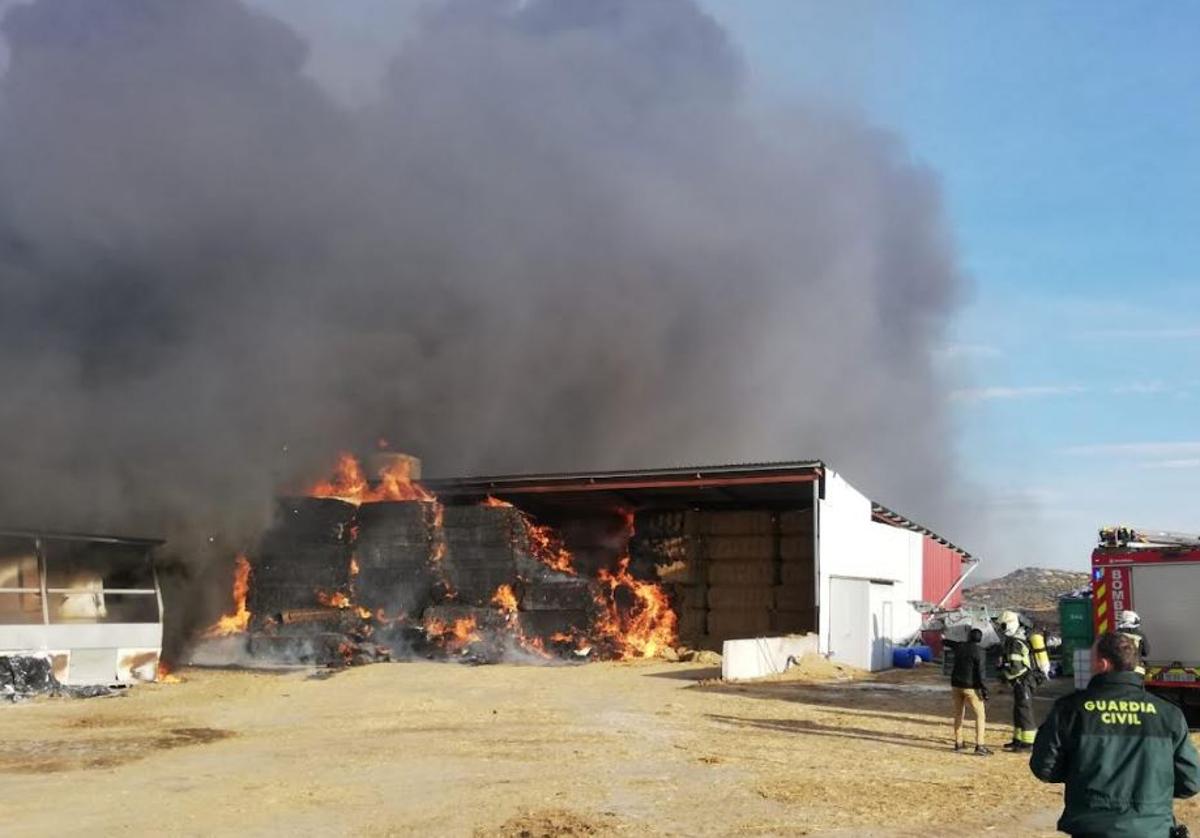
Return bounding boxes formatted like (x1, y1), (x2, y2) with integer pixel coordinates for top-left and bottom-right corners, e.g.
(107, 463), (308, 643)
(0, 0), (966, 581)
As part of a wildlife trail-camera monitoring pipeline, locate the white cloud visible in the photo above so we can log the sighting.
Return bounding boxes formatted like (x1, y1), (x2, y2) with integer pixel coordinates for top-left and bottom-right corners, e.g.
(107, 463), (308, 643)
(1110, 381), (1171, 395)
(1065, 441), (1200, 458)
(950, 384), (1085, 403)
(1141, 458), (1200, 470)
(1080, 328), (1200, 340)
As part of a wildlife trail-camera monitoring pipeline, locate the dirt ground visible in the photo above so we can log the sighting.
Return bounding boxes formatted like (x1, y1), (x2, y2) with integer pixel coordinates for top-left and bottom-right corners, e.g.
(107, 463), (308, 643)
(2, 660), (1199, 837)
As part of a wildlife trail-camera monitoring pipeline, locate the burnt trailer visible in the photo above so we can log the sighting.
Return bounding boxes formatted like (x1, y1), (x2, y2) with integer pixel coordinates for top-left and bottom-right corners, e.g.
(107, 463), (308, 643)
(0, 528), (164, 685)
(427, 461), (975, 671)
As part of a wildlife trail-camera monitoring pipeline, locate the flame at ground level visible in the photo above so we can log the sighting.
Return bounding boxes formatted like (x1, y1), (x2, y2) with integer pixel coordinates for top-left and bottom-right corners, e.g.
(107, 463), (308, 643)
(595, 557), (678, 660)
(204, 554), (251, 638)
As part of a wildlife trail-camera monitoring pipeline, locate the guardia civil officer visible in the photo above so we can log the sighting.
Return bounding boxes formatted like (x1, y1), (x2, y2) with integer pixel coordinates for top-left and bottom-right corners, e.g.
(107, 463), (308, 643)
(1030, 632), (1200, 837)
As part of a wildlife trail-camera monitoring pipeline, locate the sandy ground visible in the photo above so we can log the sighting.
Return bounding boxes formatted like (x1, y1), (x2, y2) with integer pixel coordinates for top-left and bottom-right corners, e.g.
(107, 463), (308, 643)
(2, 660), (1199, 837)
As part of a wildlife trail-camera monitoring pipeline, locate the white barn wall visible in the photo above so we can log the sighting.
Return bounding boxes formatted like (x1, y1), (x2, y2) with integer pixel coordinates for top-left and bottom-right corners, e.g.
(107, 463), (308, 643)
(817, 470), (924, 668)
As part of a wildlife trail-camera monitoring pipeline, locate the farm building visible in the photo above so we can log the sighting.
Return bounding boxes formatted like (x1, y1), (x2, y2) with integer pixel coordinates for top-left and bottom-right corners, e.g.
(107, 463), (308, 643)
(429, 461), (975, 671)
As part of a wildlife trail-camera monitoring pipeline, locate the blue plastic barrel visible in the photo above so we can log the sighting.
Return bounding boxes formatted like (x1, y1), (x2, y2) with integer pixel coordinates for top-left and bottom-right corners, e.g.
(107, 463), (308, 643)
(912, 645), (933, 663)
(892, 647), (917, 668)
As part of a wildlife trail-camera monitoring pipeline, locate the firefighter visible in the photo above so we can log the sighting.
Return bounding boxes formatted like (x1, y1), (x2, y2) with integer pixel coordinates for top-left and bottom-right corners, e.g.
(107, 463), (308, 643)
(1117, 609), (1148, 677)
(1030, 632), (1200, 837)
(997, 610), (1038, 751)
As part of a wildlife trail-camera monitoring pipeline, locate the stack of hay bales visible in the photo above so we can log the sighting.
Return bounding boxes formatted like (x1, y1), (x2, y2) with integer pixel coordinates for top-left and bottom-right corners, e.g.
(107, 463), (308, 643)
(631, 511), (707, 644)
(250, 497), (357, 619)
(440, 505), (595, 639)
(354, 501), (437, 617)
(773, 508), (816, 634)
(699, 510), (777, 644)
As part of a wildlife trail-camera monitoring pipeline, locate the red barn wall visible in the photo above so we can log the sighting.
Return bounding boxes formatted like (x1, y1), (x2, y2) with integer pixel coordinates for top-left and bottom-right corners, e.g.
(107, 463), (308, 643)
(922, 537), (963, 609)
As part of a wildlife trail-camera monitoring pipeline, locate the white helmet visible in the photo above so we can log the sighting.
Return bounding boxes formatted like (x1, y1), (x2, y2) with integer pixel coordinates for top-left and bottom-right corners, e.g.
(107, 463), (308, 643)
(998, 610), (1022, 636)
(1117, 610), (1141, 631)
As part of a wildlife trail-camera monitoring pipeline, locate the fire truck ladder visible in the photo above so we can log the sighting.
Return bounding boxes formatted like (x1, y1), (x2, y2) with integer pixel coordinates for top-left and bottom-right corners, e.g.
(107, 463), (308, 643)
(1100, 526), (1200, 549)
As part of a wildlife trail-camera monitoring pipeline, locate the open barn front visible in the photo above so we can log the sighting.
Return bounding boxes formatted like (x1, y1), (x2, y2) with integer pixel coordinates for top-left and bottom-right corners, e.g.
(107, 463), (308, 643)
(428, 463), (821, 653)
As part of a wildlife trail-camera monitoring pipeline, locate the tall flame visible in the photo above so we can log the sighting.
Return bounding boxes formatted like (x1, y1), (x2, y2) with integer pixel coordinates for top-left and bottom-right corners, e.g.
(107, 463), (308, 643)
(594, 556), (678, 659)
(205, 554), (251, 637)
(308, 451), (434, 505)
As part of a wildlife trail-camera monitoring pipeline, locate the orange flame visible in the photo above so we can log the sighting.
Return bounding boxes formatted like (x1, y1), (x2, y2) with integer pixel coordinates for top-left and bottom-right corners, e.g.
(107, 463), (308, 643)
(424, 615), (480, 651)
(156, 660), (182, 684)
(349, 556), (360, 576)
(308, 451), (434, 505)
(594, 556), (678, 659)
(204, 554), (251, 637)
(483, 495), (513, 507)
(491, 584), (519, 613)
(523, 517), (576, 575)
(317, 590), (352, 609)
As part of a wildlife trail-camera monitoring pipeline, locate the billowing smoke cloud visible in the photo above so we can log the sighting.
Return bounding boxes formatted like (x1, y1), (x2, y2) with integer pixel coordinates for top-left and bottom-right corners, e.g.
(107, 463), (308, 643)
(0, 1), (967, 585)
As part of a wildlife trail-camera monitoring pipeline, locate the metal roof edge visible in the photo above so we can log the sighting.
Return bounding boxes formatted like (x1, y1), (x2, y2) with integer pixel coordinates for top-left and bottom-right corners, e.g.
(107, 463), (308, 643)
(870, 502), (976, 563)
(424, 460), (825, 491)
(0, 527), (166, 546)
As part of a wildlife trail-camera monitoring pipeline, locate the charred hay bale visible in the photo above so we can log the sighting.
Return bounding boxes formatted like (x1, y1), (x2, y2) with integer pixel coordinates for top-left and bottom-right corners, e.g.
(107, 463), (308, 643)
(355, 501), (435, 547)
(422, 604), (512, 634)
(516, 609), (591, 638)
(706, 609), (771, 639)
(702, 535), (777, 562)
(354, 566), (434, 615)
(356, 541), (434, 570)
(707, 585), (773, 611)
(688, 510), (775, 536)
(771, 608), (817, 634)
(440, 544), (526, 606)
(251, 546), (351, 589)
(780, 563), (815, 588)
(441, 506), (528, 547)
(520, 577), (597, 611)
(780, 536), (814, 562)
(247, 632), (349, 665)
(707, 560), (776, 587)
(247, 583), (328, 615)
(272, 497), (358, 545)
(779, 509), (814, 536)
(773, 584), (813, 612)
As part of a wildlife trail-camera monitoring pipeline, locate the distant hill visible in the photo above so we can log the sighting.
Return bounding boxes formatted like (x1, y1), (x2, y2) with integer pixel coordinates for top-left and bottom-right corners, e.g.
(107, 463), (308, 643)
(963, 567), (1090, 631)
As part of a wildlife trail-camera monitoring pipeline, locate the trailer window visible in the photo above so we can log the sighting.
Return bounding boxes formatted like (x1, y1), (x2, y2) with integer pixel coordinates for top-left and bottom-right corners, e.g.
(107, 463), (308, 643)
(42, 539), (157, 625)
(0, 536), (42, 624)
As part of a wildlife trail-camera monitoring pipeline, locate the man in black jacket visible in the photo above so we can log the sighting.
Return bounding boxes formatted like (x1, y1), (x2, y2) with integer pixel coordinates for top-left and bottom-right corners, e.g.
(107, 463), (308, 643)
(1030, 632), (1200, 837)
(949, 627), (992, 755)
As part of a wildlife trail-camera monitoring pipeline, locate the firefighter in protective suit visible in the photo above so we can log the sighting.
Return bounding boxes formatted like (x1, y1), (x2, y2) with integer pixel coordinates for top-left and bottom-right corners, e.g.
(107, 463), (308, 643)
(1117, 609), (1148, 677)
(997, 611), (1039, 751)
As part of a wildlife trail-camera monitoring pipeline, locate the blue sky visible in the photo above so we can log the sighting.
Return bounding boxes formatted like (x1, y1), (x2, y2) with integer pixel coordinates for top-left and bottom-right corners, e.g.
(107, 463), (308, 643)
(702, 1), (1200, 572)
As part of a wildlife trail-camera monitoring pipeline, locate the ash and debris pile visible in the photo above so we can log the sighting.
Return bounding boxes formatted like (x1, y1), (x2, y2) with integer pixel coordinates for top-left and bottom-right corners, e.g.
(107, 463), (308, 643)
(1, 655), (116, 702)
(963, 567), (1091, 631)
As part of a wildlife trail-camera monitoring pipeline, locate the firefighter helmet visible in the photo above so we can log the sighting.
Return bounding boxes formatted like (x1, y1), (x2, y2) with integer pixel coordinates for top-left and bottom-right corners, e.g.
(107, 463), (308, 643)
(998, 610), (1022, 637)
(1117, 610), (1141, 631)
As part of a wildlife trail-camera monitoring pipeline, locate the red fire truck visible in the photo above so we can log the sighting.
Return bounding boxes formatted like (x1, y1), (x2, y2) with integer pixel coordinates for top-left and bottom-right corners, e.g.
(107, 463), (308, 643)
(1093, 526), (1200, 719)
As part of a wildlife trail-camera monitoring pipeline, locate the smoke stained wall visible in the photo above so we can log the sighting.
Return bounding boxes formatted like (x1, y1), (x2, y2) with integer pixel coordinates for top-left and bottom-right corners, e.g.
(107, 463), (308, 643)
(0, 0), (970, 587)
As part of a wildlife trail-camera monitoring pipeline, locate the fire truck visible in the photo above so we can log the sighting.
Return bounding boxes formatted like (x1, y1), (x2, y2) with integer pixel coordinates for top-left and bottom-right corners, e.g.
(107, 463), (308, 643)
(1092, 526), (1200, 720)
